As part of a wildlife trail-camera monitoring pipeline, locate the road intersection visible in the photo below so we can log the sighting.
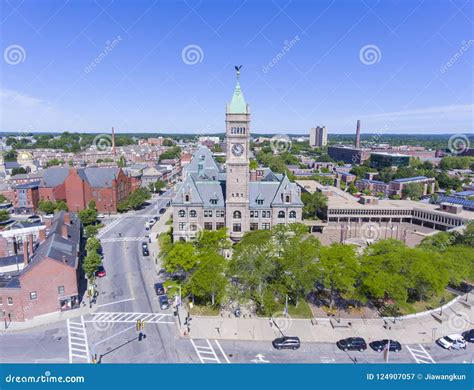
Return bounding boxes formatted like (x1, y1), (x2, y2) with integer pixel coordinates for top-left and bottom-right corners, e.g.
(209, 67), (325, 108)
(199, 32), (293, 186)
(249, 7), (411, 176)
(0, 190), (473, 364)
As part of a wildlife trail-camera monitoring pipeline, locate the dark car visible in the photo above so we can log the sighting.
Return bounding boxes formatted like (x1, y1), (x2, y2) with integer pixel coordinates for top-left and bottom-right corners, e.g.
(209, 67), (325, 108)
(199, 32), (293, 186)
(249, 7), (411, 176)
(159, 294), (169, 310)
(154, 282), (165, 296)
(462, 329), (474, 343)
(369, 339), (402, 352)
(272, 336), (301, 350)
(337, 337), (367, 352)
(95, 265), (106, 278)
(142, 242), (149, 256)
(159, 208), (166, 214)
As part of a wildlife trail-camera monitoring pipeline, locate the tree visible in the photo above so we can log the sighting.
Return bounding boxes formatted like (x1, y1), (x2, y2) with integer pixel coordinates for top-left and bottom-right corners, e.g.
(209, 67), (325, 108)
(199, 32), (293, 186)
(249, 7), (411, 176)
(85, 237), (101, 253)
(318, 243), (359, 309)
(78, 208), (97, 226)
(38, 200), (55, 214)
(84, 224), (100, 238)
(163, 242), (197, 276)
(249, 159), (259, 170)
(162, 138), (174, 147)
(11, 167), (27, 176)
(82, 251), (102, 280)
(301, 191), (327, 219)
(187, 251), (227, 306)
(402, 182), (423, 200)
(0, 210), (10, 222)
(55, 200), (68, 212)
(159, 146), (181, 161)
(348, 182), (358, 195)
(0, 194), (7, 204)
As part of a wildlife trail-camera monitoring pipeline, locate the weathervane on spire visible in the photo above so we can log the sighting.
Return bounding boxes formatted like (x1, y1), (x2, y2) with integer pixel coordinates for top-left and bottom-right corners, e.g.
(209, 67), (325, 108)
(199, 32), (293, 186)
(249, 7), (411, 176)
(234, 65), (243, 79)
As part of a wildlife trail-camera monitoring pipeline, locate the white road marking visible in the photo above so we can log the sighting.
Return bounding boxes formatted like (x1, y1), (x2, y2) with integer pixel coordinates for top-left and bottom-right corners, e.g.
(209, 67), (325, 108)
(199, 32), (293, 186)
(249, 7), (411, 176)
(100, 237), (147, 243)
(406, 344), (435, 364)
(190, 339), (231, 364)
(67, 316), (90, 363)
(84, 312), (174, 324)
(97, 298), (136, 308)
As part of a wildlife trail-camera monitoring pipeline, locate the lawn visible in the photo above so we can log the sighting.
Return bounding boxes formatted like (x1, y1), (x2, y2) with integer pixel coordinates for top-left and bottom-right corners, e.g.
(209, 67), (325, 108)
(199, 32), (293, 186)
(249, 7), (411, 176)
(188, 304), (220, 316)
(397, 290), (456, 315)
(268, 299), (313, 319)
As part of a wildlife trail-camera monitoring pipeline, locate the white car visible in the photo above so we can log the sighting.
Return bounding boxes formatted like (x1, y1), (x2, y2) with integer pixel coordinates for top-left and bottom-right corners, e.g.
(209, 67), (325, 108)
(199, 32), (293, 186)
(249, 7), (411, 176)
(97, 214), (105, 219)
(44, 214), (54, 219)
(437, 334), (467, 350)
(147, 219), (156, 227)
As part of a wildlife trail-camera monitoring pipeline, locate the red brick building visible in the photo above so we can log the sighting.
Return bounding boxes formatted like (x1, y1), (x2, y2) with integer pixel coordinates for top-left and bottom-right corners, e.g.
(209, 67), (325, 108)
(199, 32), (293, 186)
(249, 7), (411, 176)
(0, 212), (81, 322)
(12, 167), (134, 214)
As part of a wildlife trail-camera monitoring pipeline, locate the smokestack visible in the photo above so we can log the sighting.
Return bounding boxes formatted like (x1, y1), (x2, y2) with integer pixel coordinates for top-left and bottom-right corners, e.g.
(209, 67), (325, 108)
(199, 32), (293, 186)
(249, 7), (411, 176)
(63, 213), (71, 225)
(61, 224), (69, 239)
(39, 228), (46, 242)
(355, 120), (361, 149)
(111, 127), (116, 156)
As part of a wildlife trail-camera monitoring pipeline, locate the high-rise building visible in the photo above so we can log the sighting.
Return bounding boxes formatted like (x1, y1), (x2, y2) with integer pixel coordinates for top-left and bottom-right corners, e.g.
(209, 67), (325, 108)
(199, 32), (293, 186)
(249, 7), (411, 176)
(309, 126), (327, 147)
(355, 120), (361, 148)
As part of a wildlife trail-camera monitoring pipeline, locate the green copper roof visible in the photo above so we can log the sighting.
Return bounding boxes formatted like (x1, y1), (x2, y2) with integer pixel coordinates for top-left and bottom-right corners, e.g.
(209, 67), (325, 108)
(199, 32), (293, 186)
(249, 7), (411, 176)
(229, 80), (247, 114)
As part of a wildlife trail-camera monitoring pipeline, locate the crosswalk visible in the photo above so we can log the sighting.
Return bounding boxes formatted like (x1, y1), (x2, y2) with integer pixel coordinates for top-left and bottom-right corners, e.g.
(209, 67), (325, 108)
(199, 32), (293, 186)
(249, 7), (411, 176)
(97, 215), (127, 238)
(84, 312), (174, 324)
(100, 236), (147, 243)
(190, 339), (230, 364)
(406, 344), (436, 364)
(67, 316), (90, 363)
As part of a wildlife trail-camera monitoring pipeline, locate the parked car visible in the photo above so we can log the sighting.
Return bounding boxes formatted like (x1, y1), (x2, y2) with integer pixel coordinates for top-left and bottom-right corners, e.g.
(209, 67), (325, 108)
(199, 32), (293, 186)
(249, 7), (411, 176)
(154, 282), (165, 296)
(159, 208), (166, 214)
(95, 265), (106, 278)
(272, 336), (301, 350)
(142, 242), (149, 256)
(97, 213), (105, 219)
(158, 294), (169, 310)
(462, 329), (474, 343)
(437, 334), (467, 350)
(336, 337), (367, 352)
(44, 214), (54, 219)
(153, 216), (160, 222)
(369, 339), (402, 352)
(147, 219), (156, 227)
(27, 215), (41, 223)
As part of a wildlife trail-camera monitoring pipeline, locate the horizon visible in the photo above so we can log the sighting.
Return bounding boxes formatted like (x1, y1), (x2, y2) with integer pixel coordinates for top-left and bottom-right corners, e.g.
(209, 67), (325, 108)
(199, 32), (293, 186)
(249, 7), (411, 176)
(1, 1), (473, 135)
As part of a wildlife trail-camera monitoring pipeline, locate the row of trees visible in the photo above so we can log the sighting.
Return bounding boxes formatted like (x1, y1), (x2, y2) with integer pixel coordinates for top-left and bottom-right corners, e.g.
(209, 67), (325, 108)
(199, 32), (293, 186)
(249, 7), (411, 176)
(160, 223), (474, 315)
(38, 199), (68, 214)
(117, 188), (151, 212)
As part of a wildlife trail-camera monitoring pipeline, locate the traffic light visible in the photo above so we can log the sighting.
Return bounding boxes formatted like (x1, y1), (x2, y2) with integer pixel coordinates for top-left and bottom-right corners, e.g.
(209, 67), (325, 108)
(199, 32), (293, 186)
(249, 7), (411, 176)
(138, 332), (143, 341)
(136, 319), (145, 331)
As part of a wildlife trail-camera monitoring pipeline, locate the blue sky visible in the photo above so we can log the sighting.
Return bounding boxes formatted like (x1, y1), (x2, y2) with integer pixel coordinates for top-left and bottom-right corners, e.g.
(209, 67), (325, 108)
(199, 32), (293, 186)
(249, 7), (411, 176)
(0, 0), (472, 135)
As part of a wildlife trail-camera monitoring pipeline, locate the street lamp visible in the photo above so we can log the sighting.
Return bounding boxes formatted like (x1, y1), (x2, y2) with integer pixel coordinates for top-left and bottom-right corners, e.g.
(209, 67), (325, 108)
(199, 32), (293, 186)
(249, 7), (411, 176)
(168, 284), (182, 328)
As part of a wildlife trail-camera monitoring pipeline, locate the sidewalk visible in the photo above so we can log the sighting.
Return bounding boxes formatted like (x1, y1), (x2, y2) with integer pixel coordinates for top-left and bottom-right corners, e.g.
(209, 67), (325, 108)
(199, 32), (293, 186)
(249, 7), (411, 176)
(184, 297), (474, 345)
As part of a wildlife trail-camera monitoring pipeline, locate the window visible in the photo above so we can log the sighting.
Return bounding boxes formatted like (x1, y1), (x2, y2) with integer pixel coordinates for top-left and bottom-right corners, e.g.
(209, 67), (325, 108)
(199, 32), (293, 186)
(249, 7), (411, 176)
(178, 209), (186, 218)
(285, 195), (290, 203)
(233, 223), (241, 232)
(250, 223), (258, 231)
(210, 199), (217, 205)
(233, 210), (241, 219)
(216, 210), (225, 218)
(204, 222), (213, 230)
(204, 210), (213, 218)
(189, 210), (197, 218)
(7, 297), (13, 305)
(58, 286), (65, 295)
(262, 223), (271, 230)
(278, 211), (285, 218)
(289, 211), (296, 219)
(190, 224), (198, 231)
(30, 291), (37, 300)
(256, 199), (264, 205)
(216, 222), (225, 230)
(185, 194), (190, 202)
(251, 210), (259, 218)
(262, 210), (270, 218)
(0, 297), (2, 305)
(178, 222), (186, 231)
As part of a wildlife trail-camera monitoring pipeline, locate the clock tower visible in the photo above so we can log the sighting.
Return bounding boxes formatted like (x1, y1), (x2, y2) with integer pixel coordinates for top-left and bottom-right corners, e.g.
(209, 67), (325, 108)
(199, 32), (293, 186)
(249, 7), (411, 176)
(225, 67), (250, 240)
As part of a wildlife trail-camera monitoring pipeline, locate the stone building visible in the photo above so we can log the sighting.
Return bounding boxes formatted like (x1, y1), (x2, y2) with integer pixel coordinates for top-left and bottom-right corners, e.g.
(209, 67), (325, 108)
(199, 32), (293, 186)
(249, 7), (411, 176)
(172, 71), (303, 242)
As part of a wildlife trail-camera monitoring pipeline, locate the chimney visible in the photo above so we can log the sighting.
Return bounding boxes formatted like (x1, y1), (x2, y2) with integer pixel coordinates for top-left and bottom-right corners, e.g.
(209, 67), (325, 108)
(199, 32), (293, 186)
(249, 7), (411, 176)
(23, 241), (29, 266)
(250, 170), (257, 182)
(63, 213), (71, 225)
(111, 127), (116, 156)
(44, 218), (52, 228)
(39, 228), (46, 242)
(355, 120), (361, 149)
(28, 234), (34, 256)
(61, 224), (69, 239)
(12, 236), (18, 254)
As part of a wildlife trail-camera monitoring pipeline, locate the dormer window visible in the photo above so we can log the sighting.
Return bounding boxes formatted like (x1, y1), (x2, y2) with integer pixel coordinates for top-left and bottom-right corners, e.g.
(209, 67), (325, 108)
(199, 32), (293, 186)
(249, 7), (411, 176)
(256, 199), (264, 205)
(185, 194), (190, 202)
(210, 199), (217, 205)
(285, 195), (290, 203)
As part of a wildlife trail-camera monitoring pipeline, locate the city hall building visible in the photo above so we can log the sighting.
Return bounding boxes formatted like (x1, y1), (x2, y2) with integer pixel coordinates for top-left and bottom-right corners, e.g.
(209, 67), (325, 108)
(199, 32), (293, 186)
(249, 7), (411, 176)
(172, 72), (303, 242)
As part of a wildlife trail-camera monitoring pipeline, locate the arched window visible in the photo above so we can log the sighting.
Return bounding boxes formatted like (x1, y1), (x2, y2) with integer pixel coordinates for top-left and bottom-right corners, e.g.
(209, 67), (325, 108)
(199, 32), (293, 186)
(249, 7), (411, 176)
(190, 210), (197, 218)
(285, 195), (290, 203)
(278, 211), (285, 218)
(184, 194), (190, 202)
(233, 210), (241, 219)
(289, 211), (296, 219)
(178, 210), (186, 218)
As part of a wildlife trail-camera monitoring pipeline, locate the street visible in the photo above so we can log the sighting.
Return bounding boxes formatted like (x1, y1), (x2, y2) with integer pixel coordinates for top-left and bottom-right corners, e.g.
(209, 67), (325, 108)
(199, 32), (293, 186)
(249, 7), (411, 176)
(0, 190), (473, 365)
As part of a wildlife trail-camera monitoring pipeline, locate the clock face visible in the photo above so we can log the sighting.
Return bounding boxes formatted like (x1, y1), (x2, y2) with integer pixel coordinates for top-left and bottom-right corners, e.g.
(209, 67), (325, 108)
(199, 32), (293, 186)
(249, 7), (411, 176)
(231, 143), (244, 156)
